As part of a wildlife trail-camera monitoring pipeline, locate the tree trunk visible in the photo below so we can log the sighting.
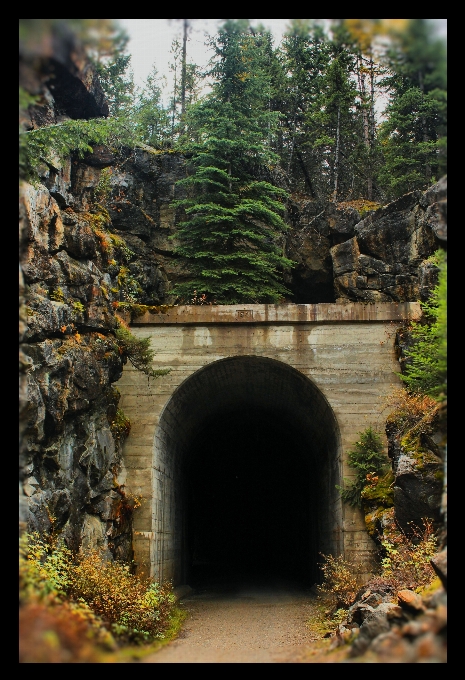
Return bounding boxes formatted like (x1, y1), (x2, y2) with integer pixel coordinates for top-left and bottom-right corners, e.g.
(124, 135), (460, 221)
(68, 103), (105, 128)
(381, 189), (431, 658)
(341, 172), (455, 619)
(419, 70), (431, 182)
(181, 19), (188, 118)
(332, 107), (341, 203)
(358, 54), (373, 200)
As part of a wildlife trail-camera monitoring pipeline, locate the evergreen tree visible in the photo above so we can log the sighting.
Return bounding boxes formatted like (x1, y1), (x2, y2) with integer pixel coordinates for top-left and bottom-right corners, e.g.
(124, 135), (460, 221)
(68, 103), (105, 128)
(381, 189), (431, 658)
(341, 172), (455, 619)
(299, 23), (360, 203)
(398, 250), (447, 399)
(133, 65), (171, 148)
(85, 20), (135, 118)
(170, 20), (294, 304)
(337, 427), (389, 509)
(340, 19), (387, 201)
(377, 19), (447, 199)
(275, 20), (332, 197)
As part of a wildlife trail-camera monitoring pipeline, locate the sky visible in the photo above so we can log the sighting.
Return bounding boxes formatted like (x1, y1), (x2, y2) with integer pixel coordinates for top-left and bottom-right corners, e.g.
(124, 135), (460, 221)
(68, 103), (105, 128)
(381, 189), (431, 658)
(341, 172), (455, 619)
(117, 19), (447, 103)
(117, 19), (297, 100)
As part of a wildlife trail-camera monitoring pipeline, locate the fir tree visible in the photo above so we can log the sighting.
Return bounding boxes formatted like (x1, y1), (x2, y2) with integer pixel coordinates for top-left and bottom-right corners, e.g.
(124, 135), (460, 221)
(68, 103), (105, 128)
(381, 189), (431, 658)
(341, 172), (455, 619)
(398, 250), (447, 399)
(170, 20), (294, 304)
(377, 19), (447, 199)
(133, 65), (171, 148)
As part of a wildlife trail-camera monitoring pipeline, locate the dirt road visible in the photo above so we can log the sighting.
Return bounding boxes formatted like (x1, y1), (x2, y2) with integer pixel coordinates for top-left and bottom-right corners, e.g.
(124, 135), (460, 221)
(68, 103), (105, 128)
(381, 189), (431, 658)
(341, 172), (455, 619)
(140, 579), (326, 664)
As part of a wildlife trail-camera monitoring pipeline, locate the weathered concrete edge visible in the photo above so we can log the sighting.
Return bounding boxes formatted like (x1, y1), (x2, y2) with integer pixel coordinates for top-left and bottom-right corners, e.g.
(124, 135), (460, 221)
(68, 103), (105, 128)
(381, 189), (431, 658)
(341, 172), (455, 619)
(124, 302), (422, 325)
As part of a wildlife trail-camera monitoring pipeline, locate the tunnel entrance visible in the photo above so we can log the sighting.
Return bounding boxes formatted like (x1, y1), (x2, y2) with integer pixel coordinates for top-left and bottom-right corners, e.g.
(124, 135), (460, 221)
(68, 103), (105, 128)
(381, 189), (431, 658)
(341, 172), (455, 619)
(186, 408), (316, 588)
(153, 356), (342, 589)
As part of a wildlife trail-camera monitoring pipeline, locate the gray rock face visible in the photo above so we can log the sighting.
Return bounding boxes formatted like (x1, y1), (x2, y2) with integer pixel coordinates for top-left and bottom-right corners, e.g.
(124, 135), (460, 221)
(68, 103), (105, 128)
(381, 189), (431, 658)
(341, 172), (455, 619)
(285, 180), (446, 304)
(328, 186), (445, 303)
(19, 20), (109, 130)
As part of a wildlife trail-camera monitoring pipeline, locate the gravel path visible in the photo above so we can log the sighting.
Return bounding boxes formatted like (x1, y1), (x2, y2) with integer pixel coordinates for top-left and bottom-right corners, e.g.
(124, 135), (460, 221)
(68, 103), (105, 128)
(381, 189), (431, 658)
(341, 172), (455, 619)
(140, 580), (323, 664)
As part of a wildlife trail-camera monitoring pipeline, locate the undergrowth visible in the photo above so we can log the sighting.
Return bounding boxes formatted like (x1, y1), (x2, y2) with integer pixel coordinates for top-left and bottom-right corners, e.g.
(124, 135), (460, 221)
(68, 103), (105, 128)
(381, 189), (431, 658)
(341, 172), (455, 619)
(19, 532), (184, 663)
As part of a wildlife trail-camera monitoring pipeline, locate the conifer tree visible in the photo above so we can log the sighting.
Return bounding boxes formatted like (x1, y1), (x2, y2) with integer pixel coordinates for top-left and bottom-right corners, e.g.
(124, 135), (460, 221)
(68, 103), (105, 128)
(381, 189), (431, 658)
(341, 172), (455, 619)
(133, 65), (171, 148)
(275, 20), (332, 197)
(170, 20), (294, 304)
(377, 19), (447, 199)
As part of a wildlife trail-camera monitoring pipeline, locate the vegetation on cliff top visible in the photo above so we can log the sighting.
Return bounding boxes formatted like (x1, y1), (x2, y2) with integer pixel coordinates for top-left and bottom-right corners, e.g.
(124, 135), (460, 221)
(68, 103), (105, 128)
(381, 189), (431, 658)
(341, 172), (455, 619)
(19, 19), (446, 302)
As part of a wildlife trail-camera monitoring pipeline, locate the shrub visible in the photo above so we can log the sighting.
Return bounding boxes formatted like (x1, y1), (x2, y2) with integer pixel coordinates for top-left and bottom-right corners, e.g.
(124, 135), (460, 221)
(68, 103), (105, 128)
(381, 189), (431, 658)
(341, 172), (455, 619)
(68, 550), (175, 644)
(337, 427), (390, 509)
(317, 553), (360, 608)
(19, 532), (73, 604)
(385, 389), (439, 433)
(379, 515), (438, 592)
(19, 600), (115, 663)
(73, 300), (86, 314)
(19, 532), (178, 650)
(109, 407), (131, 442)
(114, 316), (170, 378)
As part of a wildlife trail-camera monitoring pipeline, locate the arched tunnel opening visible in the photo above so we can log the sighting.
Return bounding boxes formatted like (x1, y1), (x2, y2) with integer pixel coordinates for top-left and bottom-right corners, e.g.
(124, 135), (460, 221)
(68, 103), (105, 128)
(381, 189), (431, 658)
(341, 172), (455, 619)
(186, 408), (317, 587)
(154, 356), (342, 590)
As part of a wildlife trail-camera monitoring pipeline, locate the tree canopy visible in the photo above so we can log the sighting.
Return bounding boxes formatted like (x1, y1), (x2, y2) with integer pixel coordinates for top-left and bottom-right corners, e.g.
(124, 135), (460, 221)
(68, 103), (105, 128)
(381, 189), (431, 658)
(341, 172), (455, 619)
(19, 19), (447, 301)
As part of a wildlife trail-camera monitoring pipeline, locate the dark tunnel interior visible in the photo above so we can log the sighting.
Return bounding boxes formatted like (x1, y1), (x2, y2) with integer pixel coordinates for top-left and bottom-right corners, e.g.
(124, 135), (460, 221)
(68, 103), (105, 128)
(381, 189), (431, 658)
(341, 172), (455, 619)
(154, 356), (342, 590)
(184, 407), (320, 589)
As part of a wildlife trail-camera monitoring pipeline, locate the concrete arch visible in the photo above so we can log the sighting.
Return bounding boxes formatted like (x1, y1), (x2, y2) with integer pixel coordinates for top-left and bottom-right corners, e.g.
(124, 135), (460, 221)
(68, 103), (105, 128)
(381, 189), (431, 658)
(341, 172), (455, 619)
(152, 355), (342, 587)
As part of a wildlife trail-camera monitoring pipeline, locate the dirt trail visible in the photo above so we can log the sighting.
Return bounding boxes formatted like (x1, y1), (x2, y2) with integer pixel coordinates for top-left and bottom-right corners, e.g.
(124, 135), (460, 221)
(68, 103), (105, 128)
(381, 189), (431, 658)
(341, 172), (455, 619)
(140, 580), (328, 664)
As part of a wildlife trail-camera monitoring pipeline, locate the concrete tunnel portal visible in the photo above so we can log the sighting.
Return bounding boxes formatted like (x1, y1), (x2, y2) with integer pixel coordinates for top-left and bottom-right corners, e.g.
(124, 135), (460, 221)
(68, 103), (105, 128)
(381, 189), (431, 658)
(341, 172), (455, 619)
(153, 355), (343, 589)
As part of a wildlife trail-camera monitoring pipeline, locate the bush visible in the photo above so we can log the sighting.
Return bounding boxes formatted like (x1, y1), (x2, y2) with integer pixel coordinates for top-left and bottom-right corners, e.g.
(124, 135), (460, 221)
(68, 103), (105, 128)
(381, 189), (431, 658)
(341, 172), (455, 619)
(379, 515), (438, 592)
(385, 389), (439, 433)
(19, 533), (177, 651)
(19, 600), (115, 663)
(337, 427), (390, 509)
(19, 532), (73, 604)
(114, 316), (170, 379)
(317, 553), (360, 608)
(68, 549), (176, 644)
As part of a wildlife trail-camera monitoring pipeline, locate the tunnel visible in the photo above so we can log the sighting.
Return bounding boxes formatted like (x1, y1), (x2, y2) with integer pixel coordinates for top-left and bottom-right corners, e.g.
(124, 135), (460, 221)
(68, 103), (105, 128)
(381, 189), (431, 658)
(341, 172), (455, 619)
(153, 355), (343, 590)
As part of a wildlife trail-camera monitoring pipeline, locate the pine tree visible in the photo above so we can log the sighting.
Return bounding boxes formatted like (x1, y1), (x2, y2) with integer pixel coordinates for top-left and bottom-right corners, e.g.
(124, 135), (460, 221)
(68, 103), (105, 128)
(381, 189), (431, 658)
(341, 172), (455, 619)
(275, 21), (332, 197)
(86, 20), (135, 118)
(377, 19), (447, 199)
(170, 20), (294, 304)
(398, 250), (447, 399)
(133, 65), (171, 148)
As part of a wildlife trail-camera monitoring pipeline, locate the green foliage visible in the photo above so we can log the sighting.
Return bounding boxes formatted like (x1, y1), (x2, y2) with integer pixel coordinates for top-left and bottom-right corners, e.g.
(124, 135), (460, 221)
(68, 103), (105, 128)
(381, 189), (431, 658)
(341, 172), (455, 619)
(109, 408), (131, 442)
(132, 65), (171, 147)
(170, 21), (294, 304)
(72, 301), (86, 314)
(360, 469), (395, 508)
(19, 532), (73, 603)
(337, 427), (390, 508)
(377, 87), (447, 198)
(114, 317), (170, 378)
(50, 287), (65, 303)
(398, 249), (447, 398)
(377, 20), (447, 199)
(19, 117), (136, 186)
